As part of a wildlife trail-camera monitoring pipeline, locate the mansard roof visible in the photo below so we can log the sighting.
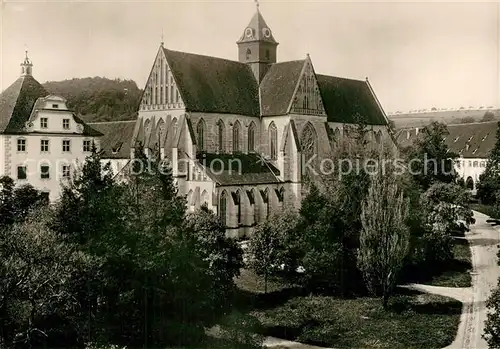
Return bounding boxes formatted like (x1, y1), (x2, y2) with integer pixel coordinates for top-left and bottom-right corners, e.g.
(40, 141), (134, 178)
(317, 75), (387, 126)
(0, 75), (48, 133)
(197, 152), (281, 186)
(88, 120), (136, 159)
(163, 48), (260, 117)
(395, 121), (499, 159)
(260, 60), (305, 116)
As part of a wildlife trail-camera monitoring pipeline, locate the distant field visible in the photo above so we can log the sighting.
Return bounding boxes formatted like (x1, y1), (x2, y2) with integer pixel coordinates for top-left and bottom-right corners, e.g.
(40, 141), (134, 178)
(390, 109), (500, 129)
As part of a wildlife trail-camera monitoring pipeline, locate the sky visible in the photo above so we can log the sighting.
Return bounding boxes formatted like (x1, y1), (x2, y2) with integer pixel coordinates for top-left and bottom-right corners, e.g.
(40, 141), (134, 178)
(1, 0), (499, 114)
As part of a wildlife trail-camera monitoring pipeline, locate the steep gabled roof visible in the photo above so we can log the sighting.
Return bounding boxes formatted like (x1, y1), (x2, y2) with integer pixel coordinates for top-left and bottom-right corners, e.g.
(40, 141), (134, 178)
(260, 60), (305, 116)
(0, 75), (48, 133)
(317, 75), (387, 125)
(163, 48), (260, 117)
(88, 120), (136, 159)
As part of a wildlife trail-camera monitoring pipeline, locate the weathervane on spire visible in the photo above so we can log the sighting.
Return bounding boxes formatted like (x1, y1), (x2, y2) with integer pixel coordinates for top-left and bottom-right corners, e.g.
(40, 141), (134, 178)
(254, 0), (259, 10)
(161, 28), (164, 47)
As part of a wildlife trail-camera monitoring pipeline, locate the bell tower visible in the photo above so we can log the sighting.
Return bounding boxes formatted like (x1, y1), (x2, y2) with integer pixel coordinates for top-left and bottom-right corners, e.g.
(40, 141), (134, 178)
(237, 2), (278, 83)
(20, 49), (33, 77)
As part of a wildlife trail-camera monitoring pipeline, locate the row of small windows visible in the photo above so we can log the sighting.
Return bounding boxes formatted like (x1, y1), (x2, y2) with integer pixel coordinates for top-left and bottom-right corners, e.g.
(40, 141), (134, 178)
(17, 139), (92, 153)
(39, 117), (70, 130)
(196, 119), (258, 154)
(456, 160), (487, 168)
(195, 119), (317, 162)
(17, 164), (71, 180)
(245, 48), (271, 61)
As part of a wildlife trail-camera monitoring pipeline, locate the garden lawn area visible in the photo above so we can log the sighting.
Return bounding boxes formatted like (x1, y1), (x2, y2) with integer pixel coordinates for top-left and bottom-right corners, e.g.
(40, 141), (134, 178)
(401, 237), (472, 288)
(427, 238), (472, 288)
(252, 291), (461, 349)
(471, 203), (496, 218)
(233, 271), (462, 349)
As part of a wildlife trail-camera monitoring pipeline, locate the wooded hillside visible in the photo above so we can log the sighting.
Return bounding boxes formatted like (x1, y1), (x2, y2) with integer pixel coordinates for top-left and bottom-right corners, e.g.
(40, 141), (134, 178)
(42, 77), (142, 122)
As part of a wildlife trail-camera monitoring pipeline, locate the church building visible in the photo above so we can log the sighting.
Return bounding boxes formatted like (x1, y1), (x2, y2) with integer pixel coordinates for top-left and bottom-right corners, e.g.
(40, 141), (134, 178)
(129, 6), (395, 237)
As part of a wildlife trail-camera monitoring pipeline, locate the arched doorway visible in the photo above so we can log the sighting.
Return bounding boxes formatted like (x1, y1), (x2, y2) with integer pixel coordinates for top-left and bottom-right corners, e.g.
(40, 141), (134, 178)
(465, 176), (474, 190)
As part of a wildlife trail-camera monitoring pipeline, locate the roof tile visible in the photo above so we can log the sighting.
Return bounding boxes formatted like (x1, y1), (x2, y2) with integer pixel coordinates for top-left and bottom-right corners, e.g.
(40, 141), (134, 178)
(0, 75), (48, 133)
(88, 120), (136, 159)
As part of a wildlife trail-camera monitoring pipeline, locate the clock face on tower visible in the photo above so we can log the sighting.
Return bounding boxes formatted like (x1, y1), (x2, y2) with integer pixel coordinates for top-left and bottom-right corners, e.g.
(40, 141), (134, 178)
(262, 28), (271, 38)
(245, 28), (253, 38)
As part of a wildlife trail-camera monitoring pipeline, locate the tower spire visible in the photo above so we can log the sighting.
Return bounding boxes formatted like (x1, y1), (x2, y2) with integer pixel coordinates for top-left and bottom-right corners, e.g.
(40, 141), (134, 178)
(237, 3), (278, 82)
(20, 46), (33, 77)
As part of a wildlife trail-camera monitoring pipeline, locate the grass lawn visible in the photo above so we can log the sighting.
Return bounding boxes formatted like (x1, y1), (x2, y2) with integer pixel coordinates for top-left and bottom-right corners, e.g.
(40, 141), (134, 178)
(427, 238), (472, 288)
(233, 271), (462, 349)
(471, 203), (496, 218)
(251, 290), (461, 349)
(401, 237), (472, 288)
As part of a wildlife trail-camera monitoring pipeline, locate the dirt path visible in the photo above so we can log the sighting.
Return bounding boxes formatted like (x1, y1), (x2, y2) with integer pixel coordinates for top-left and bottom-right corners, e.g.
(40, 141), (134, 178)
(402, 211), (500, 349)
(264, 337), (333, 349)
(264, 211), (500, 349)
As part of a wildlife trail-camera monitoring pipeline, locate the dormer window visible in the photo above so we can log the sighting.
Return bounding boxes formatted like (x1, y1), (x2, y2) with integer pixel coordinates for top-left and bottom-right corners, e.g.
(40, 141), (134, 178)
(468, 136), (473, 142)
(482, 134), (488, 141)
(40, 118), (48, 129)
(112, 142), (123, 154)
(63, 119), (70, 130)
(52, 104), (59, 109)
(454, 136), (459, 142)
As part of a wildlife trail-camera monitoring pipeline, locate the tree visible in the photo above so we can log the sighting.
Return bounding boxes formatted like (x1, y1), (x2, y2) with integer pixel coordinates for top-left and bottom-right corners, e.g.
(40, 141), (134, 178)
(484, 278), (500, 348)
(0, 208), (89, 348)
(477, 122), (500, 205)
(248, 210), (299, 293)
(460, 116), (475, 124)
(405, 121), (457, 190)
(483, 111), (495, 122)
(358, 171), (410, 308)
(413, 182), (473, 264)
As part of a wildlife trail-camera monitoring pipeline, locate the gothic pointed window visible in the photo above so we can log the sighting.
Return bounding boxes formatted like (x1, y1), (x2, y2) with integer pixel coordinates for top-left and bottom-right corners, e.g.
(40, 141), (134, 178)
(219, 190), (227, 227)
(246, 48), (251, 60)
(301, 122), (317, 173)
(196, 119), (207, 151)
(269, 122), (277, 160)
(233, 120), (241, 153)
(197, 118), (206, 151)
(265, 49), (270, 60)
(248, 122), (256, 152)
(171, 118), (178, 140)
(235, 190), (242, 225)
(157, 119), (165, 142)
(144, 119), (151, 140)
(217, 120), (226, 153)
